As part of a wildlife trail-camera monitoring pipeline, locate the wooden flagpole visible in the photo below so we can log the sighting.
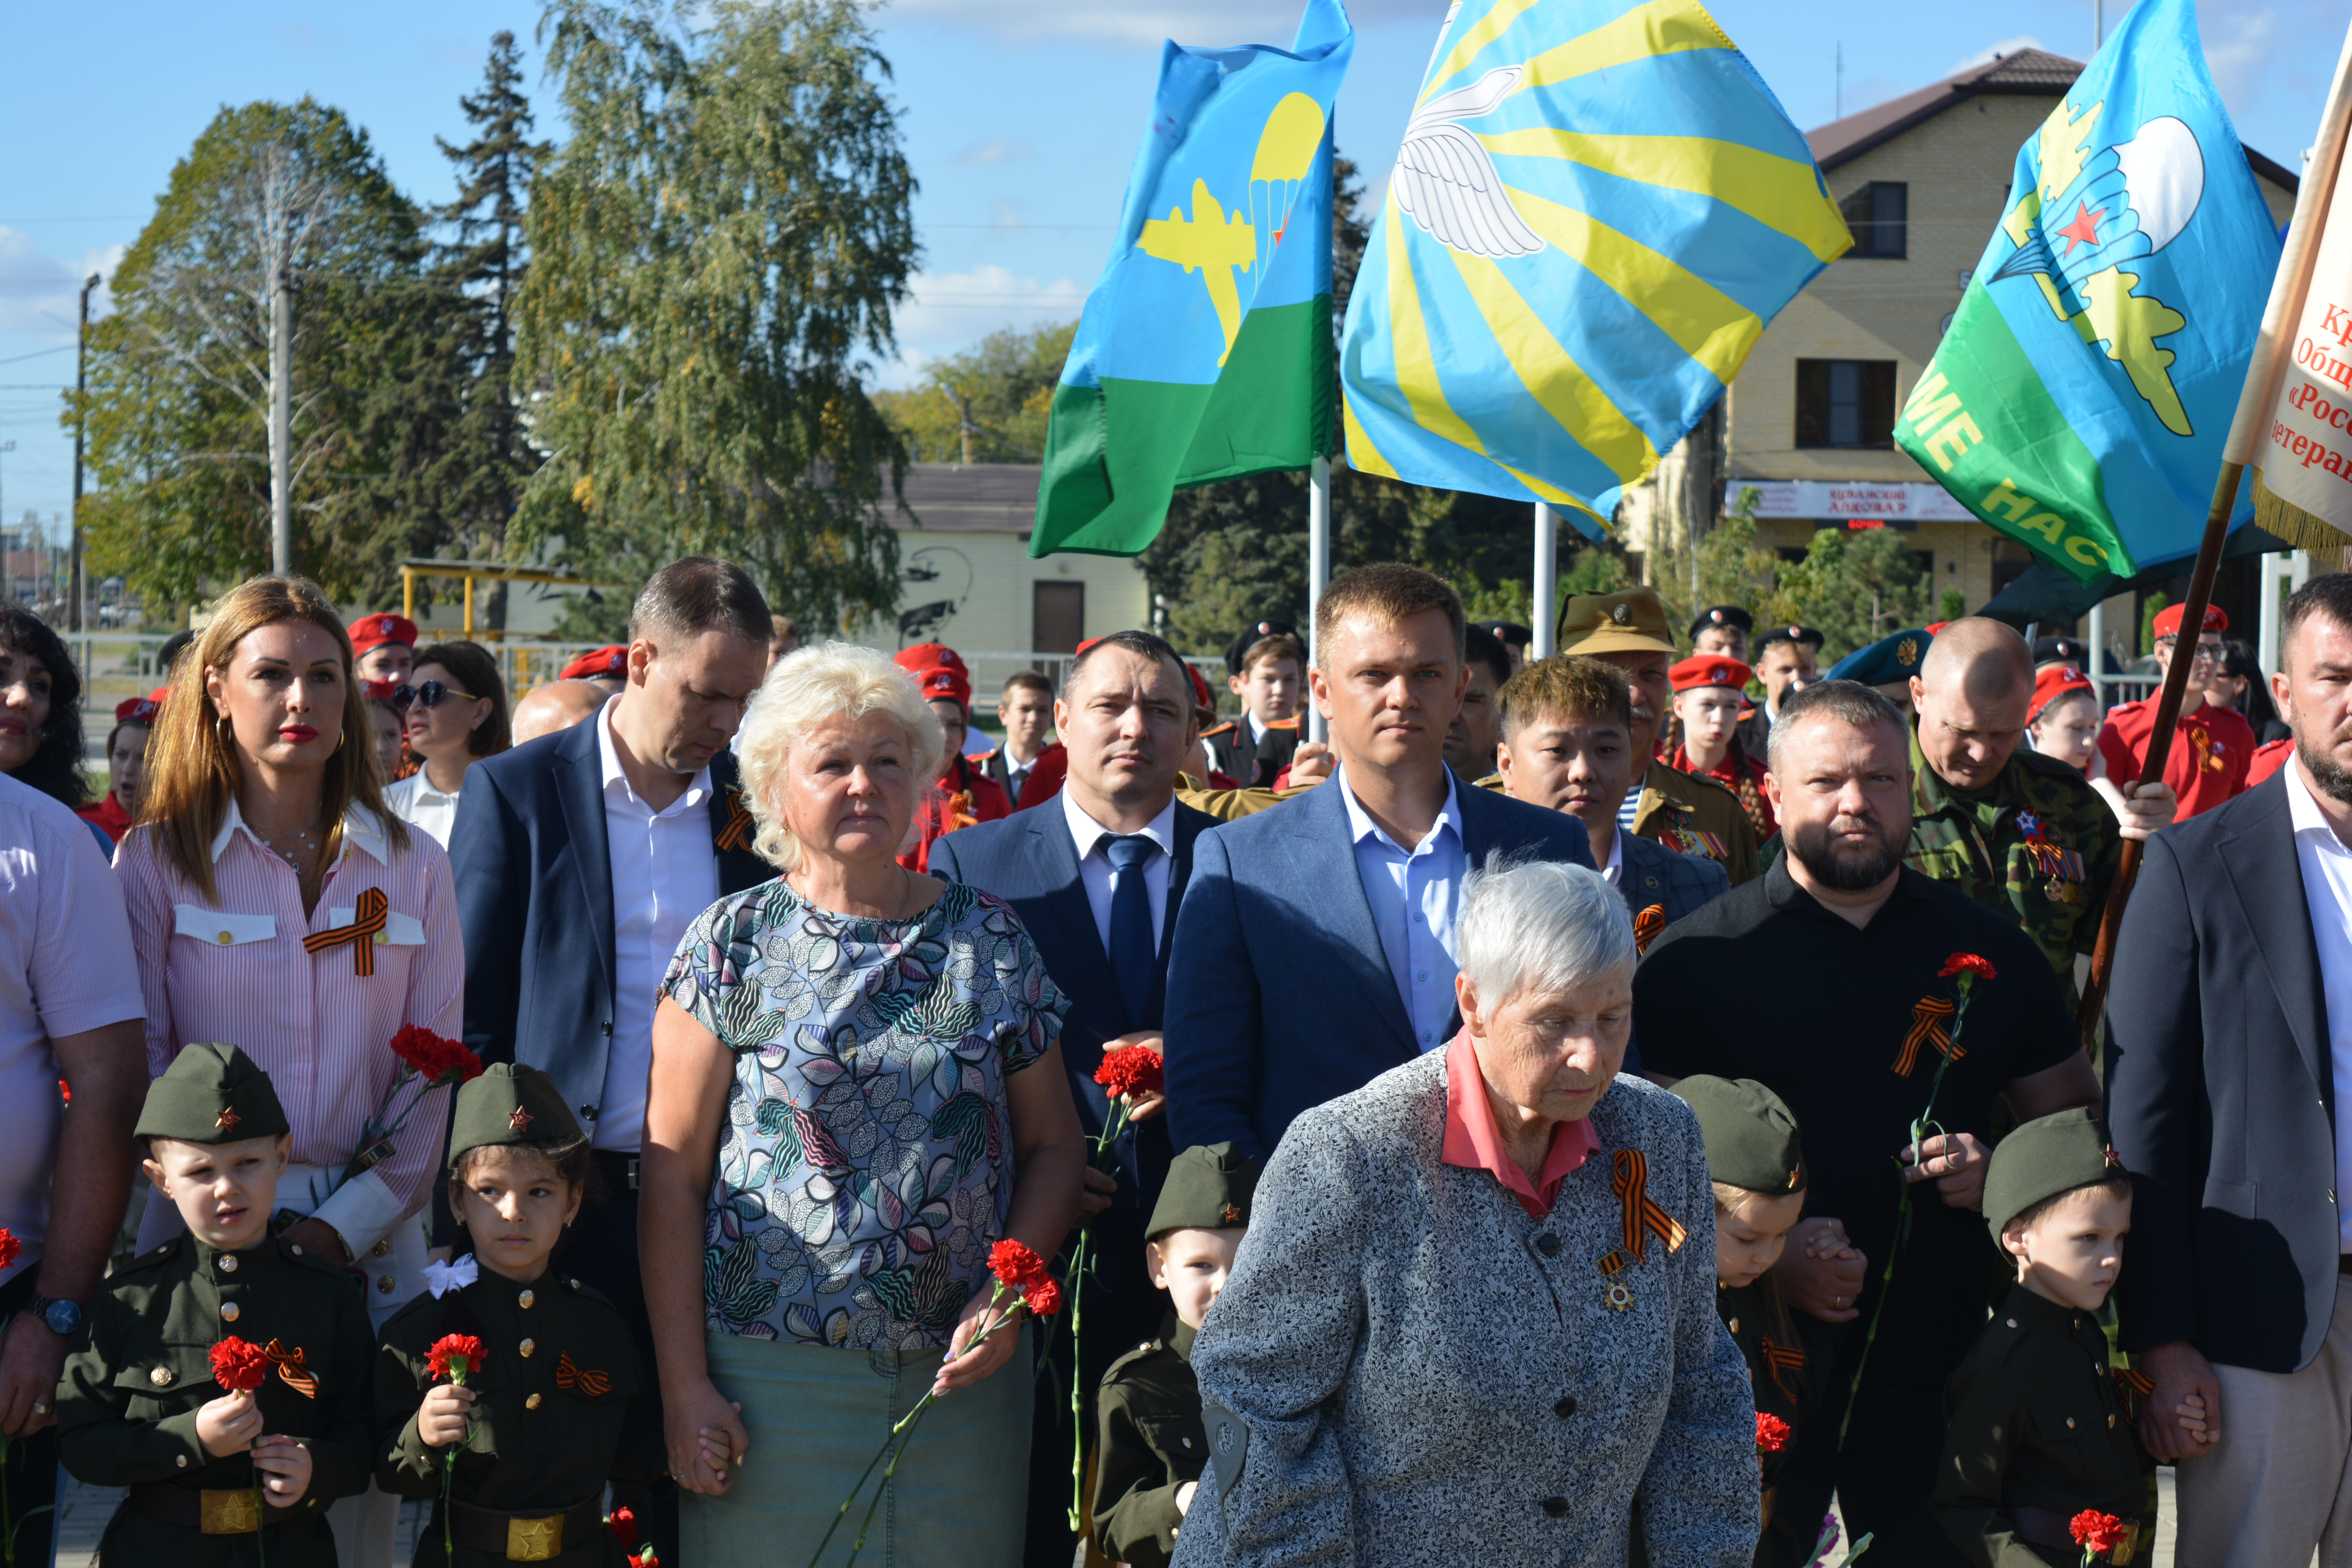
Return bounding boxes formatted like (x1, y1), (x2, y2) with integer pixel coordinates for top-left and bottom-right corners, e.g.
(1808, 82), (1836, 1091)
(2076, 27), (2352, 1044)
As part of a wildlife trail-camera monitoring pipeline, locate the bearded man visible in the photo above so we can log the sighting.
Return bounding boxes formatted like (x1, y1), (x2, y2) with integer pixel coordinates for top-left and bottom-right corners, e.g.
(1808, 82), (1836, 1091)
(1634, 679), (2096, 1566)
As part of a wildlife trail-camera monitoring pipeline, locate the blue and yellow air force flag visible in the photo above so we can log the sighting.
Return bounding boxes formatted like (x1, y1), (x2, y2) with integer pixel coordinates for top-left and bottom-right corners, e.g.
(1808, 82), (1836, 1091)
(1340, 0), (1849, 532)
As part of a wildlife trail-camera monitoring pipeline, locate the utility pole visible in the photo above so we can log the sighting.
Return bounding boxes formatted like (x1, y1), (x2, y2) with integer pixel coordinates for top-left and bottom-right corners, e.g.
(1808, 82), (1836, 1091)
(269, 260), (293, 575)
(72, 273), (98, 632)
(0, 442), (15, 608)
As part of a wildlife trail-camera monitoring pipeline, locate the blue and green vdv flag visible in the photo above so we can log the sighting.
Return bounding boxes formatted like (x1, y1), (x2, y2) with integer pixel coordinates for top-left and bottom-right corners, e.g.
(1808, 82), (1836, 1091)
(1893, 0), (2282, 584)
(1030, 0), (1353, 559)
(1338, 0), (1849, 534)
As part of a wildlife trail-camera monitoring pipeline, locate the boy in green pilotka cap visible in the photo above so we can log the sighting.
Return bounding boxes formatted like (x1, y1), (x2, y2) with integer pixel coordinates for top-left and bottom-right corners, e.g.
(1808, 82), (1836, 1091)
(1667, 1074), (1844, 1568)
(1931, 1108), (2160, 1566)
(1091, 1142), (1259, 1568)
(56, 1042), (377, 1566)
(374, 1063), (665, 1566)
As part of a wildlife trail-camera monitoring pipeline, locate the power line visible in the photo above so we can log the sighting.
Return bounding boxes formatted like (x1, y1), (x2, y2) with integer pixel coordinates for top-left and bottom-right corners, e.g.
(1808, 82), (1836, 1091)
(0, 347), (70, 365)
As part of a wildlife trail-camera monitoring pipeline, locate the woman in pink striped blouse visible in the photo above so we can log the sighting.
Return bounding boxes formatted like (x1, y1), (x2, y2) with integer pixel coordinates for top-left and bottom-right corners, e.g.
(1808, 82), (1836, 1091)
(114, 578), (464, 1565)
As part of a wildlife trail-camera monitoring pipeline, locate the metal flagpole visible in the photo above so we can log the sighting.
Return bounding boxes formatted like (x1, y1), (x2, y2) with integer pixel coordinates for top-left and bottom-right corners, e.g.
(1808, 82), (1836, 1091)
(1307, 455), (1331, 743)
(1532, 503), (1559, 657)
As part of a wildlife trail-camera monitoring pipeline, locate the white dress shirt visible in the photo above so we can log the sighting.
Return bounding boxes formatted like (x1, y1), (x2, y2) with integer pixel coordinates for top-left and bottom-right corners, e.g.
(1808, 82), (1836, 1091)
(2283, 762), (2352, 1251)
(384, 768), (463, 848)
(1337, 765), (1467, 1053)
(1062, 787), (1176, 959)
(1597, 822), (1624, 887)
(596, 698), (720, 1152)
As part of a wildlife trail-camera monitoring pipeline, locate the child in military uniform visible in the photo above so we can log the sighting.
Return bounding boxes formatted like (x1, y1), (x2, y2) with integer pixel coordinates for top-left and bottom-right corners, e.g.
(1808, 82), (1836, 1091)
(1668, 1076), (1842, 1568)
(56, 1042), (377, 1565)
(374, 1064), (663, 1565)
(1931, 1109), (2159, 1566)
(1091, 1143), (1258, 1568)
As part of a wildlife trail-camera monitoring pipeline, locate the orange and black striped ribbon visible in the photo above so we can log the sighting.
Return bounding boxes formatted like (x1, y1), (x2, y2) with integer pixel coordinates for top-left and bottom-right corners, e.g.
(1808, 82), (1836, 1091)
(1611, 1150), (1688, 1265)
(262, 1339), (318, 1399)
(1632, 905), (1667, 956)
(555, 1350), (611, 1396)
(1759, 1335), (1807, 1398)
(714, 789), (754, 854)
(1891, 995), (1959, 1077)
(303, 887), (386, 977)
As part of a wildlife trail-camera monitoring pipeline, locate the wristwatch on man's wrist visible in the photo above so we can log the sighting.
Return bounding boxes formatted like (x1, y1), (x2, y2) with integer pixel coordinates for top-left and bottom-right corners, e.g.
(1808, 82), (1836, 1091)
(24, 1293), (82, 1338)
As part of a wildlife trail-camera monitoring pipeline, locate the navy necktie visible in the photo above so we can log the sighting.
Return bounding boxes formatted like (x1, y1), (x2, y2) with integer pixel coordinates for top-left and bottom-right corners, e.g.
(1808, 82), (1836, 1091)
(1104, 834), (1159, 1024)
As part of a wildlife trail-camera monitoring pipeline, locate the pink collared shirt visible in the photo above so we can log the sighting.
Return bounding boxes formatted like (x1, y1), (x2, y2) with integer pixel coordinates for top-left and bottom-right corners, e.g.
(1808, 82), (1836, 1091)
(116, 802), (465, 1251)
(1440, 1030), (1598, 1218)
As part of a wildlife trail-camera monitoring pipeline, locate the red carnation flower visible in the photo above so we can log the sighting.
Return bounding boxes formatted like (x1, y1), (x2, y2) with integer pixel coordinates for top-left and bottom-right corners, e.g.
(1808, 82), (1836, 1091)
(55, 1079), (69, 1108)
(1755, 1412), (1791, 1453)
(606, 1507), (637, 1550)
(1094, 1045), (1165, 1101)
(989, 1238), (1049, 1295)
(209, 1336), (270, 1394)
(1024, 1276), (1064, 1319)
(630, 1549), (660, 1568)
(389, 1025), (484, 1086)
(425, 1333), (486, 1383)
(2071, 1510), (2126, 1557)
(1938, 952), (1997, 982)
(0, 1229), (22, 1275)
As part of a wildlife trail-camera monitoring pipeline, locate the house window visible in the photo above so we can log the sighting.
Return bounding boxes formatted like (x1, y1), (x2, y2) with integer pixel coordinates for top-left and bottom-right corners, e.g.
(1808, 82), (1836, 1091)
(1795, 360), (1897, 448)
(1033, 581), (1085, 653)
(1840, 181), (1908, 258)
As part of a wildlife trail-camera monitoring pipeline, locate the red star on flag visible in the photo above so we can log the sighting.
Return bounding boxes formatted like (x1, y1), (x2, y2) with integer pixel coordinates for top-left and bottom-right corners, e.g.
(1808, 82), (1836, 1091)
(2056, 200), (2105, 256)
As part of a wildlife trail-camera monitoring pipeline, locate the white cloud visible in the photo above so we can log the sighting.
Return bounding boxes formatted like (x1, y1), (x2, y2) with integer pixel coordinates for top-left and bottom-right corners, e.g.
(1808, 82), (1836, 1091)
(2199, 5), (2276, 104)
(885, 0), (1436, 47)
(1949, 34), (2048, 74)
(876, 263), (1085, 388)
(954, 136), (1034, 168)
(0, 228), (118, 339)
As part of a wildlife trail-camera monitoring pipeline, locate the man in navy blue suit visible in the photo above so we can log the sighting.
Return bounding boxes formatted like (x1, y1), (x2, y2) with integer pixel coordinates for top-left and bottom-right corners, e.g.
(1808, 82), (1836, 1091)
(1165, 564), (1593, 1160)
(445, 557), (775, 1565)
(927, 629), (1214, 1567)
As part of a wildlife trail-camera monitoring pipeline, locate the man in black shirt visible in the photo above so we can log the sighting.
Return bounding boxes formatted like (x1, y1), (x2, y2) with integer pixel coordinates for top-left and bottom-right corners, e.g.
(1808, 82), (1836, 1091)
(1636, 680), (2097, 1566)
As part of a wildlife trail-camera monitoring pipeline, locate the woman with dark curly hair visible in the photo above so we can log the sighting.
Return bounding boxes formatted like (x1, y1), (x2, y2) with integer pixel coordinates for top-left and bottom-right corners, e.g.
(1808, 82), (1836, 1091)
(0, 606), (92, 816)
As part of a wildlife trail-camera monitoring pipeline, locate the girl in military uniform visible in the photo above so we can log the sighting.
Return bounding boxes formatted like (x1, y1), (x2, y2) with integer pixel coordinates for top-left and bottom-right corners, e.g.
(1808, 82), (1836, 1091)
(374, 1065), (664, 1565)
(56, 1042), (378, 1566)
(1668, 1074), (1844, 1568)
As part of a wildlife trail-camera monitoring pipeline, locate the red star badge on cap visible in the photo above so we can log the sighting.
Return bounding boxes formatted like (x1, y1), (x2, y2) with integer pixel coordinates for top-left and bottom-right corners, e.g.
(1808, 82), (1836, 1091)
(508, 1107), (533, 1132)
(215, 1108), (240, 1131)
(1220, 1203), (1242, 1225)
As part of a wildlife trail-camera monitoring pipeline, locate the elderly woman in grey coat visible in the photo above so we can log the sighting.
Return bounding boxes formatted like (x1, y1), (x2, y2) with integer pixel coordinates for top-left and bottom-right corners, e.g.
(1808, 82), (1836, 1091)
(1170, 859), (1754, 1567)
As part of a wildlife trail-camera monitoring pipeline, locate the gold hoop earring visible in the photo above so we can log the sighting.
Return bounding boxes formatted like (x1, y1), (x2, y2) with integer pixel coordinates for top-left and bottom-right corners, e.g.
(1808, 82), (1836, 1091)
(216, 713), (233, 746)
(333, 729), (345, 754)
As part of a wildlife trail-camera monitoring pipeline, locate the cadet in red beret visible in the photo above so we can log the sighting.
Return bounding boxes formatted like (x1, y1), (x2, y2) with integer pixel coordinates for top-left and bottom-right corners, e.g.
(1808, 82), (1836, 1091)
(2092, 604), (2254, 820)
(1668, 653), (1774, 840)
(76, 694), (164, 844)
(891, 643), (1009, 870)
(348, 613), (417, 684)
(2025, 664), (2101, 773)
(557, 644), (630, 693)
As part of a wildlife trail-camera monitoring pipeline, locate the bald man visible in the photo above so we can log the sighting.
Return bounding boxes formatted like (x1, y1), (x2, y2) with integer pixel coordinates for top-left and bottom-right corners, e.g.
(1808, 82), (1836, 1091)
(509, 679), (609, 746)
(1904, 618), (2174, 996)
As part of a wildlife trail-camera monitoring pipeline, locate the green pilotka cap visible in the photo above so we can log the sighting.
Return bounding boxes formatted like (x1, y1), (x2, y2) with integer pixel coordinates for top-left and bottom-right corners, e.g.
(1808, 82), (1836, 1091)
(446, 1063), (583, 1171)
(136, 1042), (290, 1145)
(1983, 1107), (2127, 1245)
(1668, 1076), (1806, 1195)
(1147, 1143), (1260, 1240)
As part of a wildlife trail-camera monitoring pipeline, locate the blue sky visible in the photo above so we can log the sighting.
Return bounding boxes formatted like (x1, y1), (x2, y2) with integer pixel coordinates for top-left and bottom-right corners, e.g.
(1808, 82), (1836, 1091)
(0, 0), (2337, 542)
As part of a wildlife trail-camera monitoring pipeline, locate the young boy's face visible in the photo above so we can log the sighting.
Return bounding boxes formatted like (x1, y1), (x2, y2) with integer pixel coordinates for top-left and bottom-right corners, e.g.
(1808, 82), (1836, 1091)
(1145, 1226), (1244, 1330)
(2004, 1184), (2131, 1312)
(454, 1146), (583, 1284)
(1672, 685), (1743, 752)
(1230, 656), (1299, 724)
(144, 1133), (290, 1251)
(1714, 1187), (1805, 1289)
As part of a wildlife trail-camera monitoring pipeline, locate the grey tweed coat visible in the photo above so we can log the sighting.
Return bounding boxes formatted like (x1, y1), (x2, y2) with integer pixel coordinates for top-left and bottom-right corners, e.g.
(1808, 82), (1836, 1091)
(1169, 1052), (1755, 1567)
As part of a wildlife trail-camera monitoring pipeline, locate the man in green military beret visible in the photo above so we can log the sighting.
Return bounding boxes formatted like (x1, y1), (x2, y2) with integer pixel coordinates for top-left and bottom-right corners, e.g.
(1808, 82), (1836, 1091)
(376, 1063), (664, 1565)
(1092, 1143), (1259, 1568)
(56, 1042), (377, 1565)
(1932, 1109), (2157, 1566)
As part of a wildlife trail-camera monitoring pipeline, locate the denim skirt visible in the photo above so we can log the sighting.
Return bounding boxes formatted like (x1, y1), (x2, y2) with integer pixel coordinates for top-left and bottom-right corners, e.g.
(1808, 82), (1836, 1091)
(686, 1325), (1033, 1567)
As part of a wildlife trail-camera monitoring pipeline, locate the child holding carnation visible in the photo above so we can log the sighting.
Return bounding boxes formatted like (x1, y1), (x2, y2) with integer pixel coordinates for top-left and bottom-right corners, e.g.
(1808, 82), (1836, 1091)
(374, 1063), (665, 1565)
(55, 1042), (376, 1566)
(1091, 1142), (1258, 1568)
(1931, 1108), (2160, 1566)
(1667, 1075), (1847, 1568)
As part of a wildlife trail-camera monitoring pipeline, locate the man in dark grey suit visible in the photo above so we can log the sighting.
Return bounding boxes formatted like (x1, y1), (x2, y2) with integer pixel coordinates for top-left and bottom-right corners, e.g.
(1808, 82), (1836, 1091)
(928, 630), (1214, 1568)
(2109, 572), (2352, 1565)
(1165, 564), (1592, 1160)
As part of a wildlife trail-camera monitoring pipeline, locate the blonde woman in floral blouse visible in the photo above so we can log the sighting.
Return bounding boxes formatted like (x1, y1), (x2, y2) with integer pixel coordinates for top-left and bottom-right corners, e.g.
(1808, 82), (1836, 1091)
(641, 641), (1085, 1565)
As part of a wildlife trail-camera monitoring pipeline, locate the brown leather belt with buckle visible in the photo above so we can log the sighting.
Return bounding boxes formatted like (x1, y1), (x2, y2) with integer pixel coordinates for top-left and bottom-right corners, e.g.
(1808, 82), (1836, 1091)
(128, 1481), (298, 1535)
(2011, 1505), (2151, 1565)
(444, 1495), (604, 1562)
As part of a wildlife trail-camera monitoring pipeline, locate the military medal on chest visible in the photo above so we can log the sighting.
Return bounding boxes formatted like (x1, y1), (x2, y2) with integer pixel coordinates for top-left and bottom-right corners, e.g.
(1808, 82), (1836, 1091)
(1593, 1150), (1687, 1312)
(2015, 812), (2085, 906)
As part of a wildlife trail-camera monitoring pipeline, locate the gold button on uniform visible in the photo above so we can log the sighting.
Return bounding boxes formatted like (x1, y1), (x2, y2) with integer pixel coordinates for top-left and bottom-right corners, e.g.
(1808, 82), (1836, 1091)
(373, 930), (387, 945)
(218, 1254), (238, 1273)
(216, 931), (233, 946)
(518, 1290), (534, 1310)
(372, 1239), (391, 1258)
(176, 1455), (188, 1468)
(150, 1367), (175, 1388)
(525, 1393), (541, 1410)
(519, 1338), (535, 1358)
(377, 1275), (395, 1294)
(220, 1302), (240, 1323)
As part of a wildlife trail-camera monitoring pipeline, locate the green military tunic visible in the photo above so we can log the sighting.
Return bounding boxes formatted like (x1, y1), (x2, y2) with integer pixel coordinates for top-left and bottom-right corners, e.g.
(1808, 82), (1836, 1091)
(1931, 1285), (2153, 1568)
(1719, 1283), (1840, 1568)
(1634, 760), (1760, 886)
(56, 1234), (376, 1566)
(376, 1267), (661, 1567)
(1904, 728), (2120, 1004)
(1093, 1316), (1207, 1568)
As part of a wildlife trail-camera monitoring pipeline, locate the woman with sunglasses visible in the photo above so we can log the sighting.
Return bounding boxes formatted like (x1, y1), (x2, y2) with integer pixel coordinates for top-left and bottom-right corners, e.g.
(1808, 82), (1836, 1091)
(385, 641), (510, 848)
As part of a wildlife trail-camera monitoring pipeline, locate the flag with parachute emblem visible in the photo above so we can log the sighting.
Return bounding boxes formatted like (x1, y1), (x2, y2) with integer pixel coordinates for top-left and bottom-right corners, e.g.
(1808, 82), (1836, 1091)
(1030, 0), (1352, 559)
(1338, 0), (1851, 534)
(1893, 0), (2283, 583)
